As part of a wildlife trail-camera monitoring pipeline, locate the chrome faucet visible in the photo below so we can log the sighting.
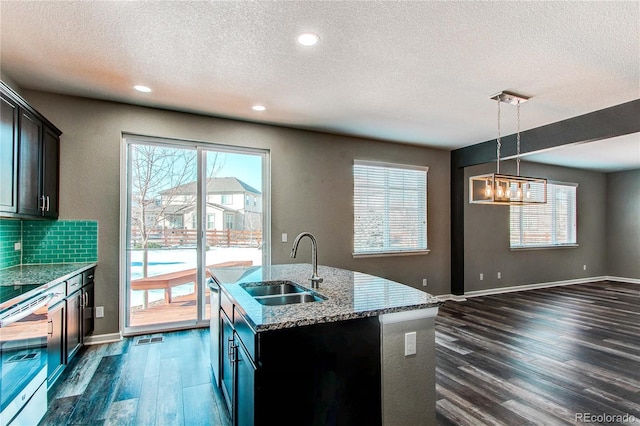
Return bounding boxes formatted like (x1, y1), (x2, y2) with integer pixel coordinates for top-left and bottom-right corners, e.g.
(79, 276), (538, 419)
(290, 232), (323, 289)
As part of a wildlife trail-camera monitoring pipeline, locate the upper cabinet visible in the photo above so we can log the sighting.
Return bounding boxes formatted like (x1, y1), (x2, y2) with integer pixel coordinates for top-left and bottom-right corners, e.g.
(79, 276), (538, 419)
(1, 81), (61, 219)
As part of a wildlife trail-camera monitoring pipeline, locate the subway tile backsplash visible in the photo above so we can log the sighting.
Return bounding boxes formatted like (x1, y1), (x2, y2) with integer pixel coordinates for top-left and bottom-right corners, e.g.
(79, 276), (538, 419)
(0, 220), (22, 269)
(0, 219), (98, 269)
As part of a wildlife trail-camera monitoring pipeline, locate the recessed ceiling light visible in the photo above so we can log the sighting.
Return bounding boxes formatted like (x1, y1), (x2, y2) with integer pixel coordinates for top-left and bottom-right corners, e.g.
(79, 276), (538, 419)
(133, 85), (152, 93)
(252, 105), (266, 112)
(297, 33), (319, 47)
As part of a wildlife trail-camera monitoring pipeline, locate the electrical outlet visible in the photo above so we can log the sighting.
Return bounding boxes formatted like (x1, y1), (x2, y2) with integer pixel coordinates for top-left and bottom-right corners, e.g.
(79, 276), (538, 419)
(422, 278), (427, 287)
(95, 306), (104, 318)
(405, 332), (417, 356)
(583, 264), (587, 271)
(497, 272), (501, 279)
(14, 242), (21, 250)
(480, 273), (483, 281)
(281, 233), (288, 243)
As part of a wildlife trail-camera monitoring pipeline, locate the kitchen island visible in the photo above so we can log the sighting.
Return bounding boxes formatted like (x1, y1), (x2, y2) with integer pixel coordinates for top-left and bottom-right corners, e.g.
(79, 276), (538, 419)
(210, 263), (442, 426)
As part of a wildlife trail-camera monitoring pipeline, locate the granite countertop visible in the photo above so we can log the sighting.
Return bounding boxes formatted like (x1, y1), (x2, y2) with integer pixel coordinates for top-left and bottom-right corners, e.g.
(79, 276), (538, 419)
(0, 263), (97, 308)
(212, 263), (442, 332)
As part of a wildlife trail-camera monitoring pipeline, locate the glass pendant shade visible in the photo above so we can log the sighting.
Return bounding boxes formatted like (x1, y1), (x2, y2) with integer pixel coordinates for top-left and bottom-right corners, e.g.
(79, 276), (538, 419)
(469, 173), (547, 204)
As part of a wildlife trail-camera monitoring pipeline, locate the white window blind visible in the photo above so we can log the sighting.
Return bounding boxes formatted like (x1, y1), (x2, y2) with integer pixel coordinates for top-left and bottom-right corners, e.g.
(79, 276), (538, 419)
(510, 182), (578, 248)
(353, 160), (428, 256)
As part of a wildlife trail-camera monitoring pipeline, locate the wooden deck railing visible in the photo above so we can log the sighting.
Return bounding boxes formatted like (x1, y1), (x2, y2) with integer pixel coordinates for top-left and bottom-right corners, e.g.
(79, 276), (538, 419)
(131, 260), (253, 308)
(131, 228), (262, 248)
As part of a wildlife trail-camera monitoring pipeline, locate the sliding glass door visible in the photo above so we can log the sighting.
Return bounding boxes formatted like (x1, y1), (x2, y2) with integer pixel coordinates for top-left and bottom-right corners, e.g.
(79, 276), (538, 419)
(122, 136), (268, 335)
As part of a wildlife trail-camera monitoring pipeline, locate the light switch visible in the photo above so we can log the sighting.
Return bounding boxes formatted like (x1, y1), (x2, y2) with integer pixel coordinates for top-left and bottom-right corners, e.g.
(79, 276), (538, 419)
(405, 332), (416, 356)
(96, 306), (104, 318)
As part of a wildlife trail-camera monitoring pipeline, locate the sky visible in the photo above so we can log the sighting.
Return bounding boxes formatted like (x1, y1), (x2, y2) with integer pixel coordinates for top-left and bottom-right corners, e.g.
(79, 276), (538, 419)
(208, 151), (262, 191)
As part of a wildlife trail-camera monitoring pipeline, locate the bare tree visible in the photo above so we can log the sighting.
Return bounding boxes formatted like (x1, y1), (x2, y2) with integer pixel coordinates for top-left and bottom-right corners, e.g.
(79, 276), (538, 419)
(129, 144), (223, 278)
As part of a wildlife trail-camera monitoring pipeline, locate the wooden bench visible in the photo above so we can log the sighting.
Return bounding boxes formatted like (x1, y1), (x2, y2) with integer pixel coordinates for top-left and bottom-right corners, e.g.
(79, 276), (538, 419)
(131, 260), (253, 307)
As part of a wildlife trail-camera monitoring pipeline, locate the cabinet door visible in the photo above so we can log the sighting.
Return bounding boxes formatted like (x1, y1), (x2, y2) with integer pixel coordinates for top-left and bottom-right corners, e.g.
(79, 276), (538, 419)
(66, 290), (82, 362)
(42, 127), (59, 218)
(82, 282), (95, 340)
(220, 311), (235, 422)
(235, 339), (255, 426)
(18, 109), (43, 216)
(47, 301), (65, 384)
(0, 92), (18, 213)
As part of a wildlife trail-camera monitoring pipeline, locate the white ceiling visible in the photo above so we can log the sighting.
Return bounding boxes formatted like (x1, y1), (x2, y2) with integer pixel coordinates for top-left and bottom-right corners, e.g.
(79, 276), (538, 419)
(1, 1), (639, 170)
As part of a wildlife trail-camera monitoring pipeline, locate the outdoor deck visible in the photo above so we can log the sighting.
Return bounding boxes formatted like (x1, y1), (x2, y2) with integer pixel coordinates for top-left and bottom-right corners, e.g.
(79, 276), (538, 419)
(129, 291), (211, 327)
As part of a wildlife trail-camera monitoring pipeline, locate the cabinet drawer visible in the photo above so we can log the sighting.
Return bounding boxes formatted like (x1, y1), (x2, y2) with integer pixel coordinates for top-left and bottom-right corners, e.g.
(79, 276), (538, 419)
(221, 289), (234, 321)
(66, 274), (82, 294)
(49, 282), (66, 306)
(234, 307), (257, 362)
(83, 268), (95, 285)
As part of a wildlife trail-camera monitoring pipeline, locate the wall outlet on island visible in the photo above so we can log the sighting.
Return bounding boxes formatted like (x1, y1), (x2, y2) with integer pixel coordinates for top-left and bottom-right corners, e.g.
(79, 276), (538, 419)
(422, 278), (427, 287)
(497, 272), (501, 279)
(96, 306), (104, 318)
(479, 273), (483, 281)
(583, 264), (587, 271)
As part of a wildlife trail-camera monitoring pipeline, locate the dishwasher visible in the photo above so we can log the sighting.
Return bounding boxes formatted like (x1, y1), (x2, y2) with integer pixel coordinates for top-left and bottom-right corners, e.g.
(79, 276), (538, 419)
(0, 287), (54, 425)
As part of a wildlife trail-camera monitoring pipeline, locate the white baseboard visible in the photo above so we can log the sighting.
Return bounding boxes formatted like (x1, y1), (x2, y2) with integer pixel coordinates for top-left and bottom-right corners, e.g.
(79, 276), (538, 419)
(84, 332), (123, 345)
(436, 276), (616, 301)
(607, 276), (640, 285)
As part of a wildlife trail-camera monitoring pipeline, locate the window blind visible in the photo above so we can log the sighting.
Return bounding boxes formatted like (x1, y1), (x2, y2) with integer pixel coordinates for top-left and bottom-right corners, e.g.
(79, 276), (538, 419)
(510, 182), (577, 248)
(353, 160), (428, 256)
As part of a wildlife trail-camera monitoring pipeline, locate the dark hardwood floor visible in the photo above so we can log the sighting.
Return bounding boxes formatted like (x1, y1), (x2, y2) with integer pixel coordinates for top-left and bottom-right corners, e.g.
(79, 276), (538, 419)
(435, 281), (640, 426)
(40, 328), (231, 426)
(40, 281), (639, 425)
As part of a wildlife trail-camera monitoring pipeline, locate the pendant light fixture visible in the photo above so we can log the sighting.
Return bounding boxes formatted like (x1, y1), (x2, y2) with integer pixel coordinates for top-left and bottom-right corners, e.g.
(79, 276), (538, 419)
(469, 91), (547, 205)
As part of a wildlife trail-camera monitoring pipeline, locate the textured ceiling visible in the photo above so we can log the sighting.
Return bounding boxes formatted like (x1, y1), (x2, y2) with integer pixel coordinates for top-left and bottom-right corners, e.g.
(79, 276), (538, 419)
(1, 1), (638, 169)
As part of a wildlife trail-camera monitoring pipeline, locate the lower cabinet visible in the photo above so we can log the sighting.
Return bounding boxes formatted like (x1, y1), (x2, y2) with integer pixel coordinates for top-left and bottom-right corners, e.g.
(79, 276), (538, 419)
(47, 293), (65, 385)
(47, 267), (96, 388)
(66, 290), (82, 362)
(217, 288), (382, 426)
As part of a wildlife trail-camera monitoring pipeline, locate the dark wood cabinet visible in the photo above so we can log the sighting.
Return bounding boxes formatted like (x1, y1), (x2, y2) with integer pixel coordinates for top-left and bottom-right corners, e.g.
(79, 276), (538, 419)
(0, 81), (61, 219)
(17, 109), (42, 216)
(216, 287), (381, 426)
(81, 269), (95, 340)
(66, 290), (82, 362)
(42, 127), (59, 218)
(0, 92), (19, 213)
(47, 298), (65, 385)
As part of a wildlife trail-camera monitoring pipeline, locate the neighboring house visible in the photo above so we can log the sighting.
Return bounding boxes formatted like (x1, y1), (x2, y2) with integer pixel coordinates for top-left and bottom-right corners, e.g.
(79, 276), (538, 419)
(155, 177), (262, 231)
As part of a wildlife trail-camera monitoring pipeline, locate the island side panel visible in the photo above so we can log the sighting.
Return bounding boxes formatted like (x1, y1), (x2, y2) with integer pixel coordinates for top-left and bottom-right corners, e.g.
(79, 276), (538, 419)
(379, 310), (438, 426)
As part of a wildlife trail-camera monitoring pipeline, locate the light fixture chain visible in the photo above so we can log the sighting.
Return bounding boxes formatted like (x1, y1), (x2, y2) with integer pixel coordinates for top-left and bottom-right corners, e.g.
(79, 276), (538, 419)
(516, 100), (521, 176)
(496, 97), (501, 174)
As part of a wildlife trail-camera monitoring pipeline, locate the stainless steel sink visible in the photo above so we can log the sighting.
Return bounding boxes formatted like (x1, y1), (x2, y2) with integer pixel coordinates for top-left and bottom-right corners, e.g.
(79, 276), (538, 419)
(240, 281), (326, 306)
(255, 292), (324, 306)
(241, 281), (305, 297)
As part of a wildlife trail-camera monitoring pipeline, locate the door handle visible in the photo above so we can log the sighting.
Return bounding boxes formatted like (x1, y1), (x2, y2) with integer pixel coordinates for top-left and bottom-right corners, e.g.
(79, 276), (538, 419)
(40, 195), (46, 212)
(46, 196), (50, 212)
(47, 319), (53, 335)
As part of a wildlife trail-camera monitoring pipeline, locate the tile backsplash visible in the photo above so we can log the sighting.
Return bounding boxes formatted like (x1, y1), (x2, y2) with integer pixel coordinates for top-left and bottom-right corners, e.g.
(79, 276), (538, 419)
(0, 219), (98, 268)
(0, 220), (22, 269)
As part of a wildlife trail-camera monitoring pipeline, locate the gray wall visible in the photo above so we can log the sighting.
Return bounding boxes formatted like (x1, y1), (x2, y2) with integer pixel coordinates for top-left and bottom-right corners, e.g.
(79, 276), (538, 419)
(22, 90), (451, 335)
(464, 161), (607, 292)
(606, 169), (640, 280)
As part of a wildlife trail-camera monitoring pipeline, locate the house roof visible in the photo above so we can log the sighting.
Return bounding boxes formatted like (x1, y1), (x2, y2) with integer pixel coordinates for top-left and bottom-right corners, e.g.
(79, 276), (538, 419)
(160, 177), (261, 196)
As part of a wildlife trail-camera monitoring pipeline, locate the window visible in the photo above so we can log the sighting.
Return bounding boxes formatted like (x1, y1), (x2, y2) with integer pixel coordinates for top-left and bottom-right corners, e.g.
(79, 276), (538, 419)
(510, 182), (578, 248)
(224, 213), (234, 230)
(221, 194), (232, 205)
(353, 160), (428, 256)
(207, 214), (215, 230)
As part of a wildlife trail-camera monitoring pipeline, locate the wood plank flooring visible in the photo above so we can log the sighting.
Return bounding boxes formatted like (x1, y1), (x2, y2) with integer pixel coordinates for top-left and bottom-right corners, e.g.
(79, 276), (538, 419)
(40, 329), (231, 426)
(435, 280), (640, 426)
(40, 280), (639, 425)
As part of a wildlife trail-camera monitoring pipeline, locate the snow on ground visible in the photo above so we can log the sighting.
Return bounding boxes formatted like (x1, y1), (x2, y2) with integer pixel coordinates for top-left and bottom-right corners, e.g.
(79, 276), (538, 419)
(129, 247), (262, 307)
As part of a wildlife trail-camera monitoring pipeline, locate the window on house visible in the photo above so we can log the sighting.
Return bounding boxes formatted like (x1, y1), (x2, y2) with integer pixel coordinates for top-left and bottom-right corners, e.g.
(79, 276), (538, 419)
(510, 182), (578, 248)
(221, 194), (232, 205)
(207, 214), (215, 230)
(167, 214), (184, 229)
(353, 160), (428, 256)
(224, 213), (234, 230)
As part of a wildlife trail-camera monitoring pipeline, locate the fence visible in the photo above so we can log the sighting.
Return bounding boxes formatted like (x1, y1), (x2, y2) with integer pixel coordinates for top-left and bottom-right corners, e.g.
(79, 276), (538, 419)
(131, 228), (262, 248)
